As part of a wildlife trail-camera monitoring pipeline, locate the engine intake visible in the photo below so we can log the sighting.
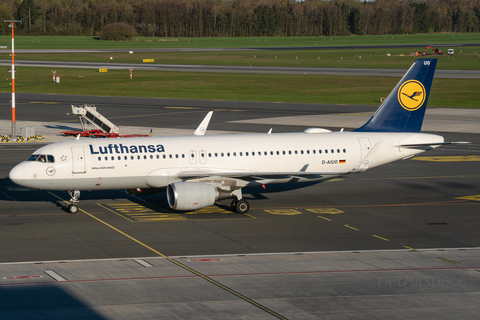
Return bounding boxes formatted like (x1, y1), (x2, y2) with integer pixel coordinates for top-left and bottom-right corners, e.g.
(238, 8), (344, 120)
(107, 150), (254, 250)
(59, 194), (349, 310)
(167, 182), (232, 211)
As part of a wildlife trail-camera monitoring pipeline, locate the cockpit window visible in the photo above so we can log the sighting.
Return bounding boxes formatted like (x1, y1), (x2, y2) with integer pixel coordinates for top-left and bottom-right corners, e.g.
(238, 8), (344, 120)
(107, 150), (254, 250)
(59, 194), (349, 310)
(27, 154), (55, 163)
(27, 155), (40, 161)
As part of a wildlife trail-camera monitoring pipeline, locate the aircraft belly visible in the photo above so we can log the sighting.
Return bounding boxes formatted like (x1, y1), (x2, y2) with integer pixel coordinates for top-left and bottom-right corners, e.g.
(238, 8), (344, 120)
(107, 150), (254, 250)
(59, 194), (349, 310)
(23, 176), (148, 191)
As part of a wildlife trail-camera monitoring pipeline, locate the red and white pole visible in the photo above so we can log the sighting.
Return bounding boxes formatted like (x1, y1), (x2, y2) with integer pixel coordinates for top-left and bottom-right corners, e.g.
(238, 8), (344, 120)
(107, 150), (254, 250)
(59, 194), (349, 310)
(5, 19), (21, 139)
(11, 22), (15, 138)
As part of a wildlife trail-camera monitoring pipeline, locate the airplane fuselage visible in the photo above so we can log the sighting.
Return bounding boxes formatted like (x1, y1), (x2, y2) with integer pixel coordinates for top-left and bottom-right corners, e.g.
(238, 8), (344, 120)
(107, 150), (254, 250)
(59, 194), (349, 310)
(10, 130), (443, 192)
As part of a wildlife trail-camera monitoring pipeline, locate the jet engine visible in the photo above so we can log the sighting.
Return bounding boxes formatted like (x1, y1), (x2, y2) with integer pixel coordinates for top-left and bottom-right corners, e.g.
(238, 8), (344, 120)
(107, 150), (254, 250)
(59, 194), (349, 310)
(167, 182), (232, 211)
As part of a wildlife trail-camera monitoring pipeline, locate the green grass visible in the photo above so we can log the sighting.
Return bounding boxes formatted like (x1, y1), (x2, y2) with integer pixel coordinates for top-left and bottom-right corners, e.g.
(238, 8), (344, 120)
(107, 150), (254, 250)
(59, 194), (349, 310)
(12, 47), (480, 69)
(1, 67), (478, 108)
(0, 34), (478, 107)
(1, 33), (480, 49)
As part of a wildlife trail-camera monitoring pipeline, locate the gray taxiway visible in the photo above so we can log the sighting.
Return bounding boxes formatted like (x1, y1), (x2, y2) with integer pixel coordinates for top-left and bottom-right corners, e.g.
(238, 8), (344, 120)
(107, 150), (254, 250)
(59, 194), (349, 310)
(0, 93), (479, 319)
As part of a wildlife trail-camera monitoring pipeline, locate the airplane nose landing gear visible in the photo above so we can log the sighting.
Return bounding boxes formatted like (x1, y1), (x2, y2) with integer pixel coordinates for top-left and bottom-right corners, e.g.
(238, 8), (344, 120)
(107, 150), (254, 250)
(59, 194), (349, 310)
(68, 190), (81, 213)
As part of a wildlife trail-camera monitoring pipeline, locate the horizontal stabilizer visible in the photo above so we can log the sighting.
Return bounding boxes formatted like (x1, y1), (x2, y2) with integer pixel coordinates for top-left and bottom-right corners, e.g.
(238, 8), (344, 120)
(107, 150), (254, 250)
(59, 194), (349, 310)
(395, 141), (470, 148)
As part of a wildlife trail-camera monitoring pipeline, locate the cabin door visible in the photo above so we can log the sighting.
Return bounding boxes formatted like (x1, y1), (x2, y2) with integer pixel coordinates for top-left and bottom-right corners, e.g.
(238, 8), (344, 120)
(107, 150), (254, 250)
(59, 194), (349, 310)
(72, 147), (86, 174)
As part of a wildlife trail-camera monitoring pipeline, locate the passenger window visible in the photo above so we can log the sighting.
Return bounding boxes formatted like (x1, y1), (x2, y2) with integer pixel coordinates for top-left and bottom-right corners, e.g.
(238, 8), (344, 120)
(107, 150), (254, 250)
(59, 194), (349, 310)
(307, 150), (310, 154)
(118, 156), (121, 160)
(246, 152), (249, 156)
(319, 150), (322, 154)
(208, 153), (211, 157)
(111, 156), (115, 160)
(276, 151), (279, 155)
(313, 150), (316, 154)
(137, 155), (141, 160)
(182, 154), (185, 158)
(125, 156), (128, 160)
(156, 155), (159, 159)
(301, 150), (304, 154)
(239, 152), (243, 156)
(176, 154), (179, 158)
(163, 155), (166, 159)
(282, 151), (285, 155)
(105, 156), (108, 161)
(295, 150), (298, 155)
(252, 152), (255, 156)
(169, 155), (172, 159)
(289, 151), (292, 155)
(325, 150), (328, 154)
(264, 151), (267, 155)
(215, 153), (218, 157)
(98, 157), (101, 161)
(233, 152), (236, 156)
(343, 149), (346, 153)
(331, 149), (334, 153)
(337, 149), (340, 153)
(227, 153), (230, 157)
(221, 153), (224, 157)
(131, 156), (134, 160)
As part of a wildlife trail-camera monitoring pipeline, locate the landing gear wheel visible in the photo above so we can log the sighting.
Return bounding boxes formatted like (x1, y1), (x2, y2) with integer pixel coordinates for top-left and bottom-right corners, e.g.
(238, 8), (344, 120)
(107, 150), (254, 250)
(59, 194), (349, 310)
(68, 190), (81, 214)
(235, 199), (250, 214)
(68, 204), (79, 214)
(230, 199), (238, 212)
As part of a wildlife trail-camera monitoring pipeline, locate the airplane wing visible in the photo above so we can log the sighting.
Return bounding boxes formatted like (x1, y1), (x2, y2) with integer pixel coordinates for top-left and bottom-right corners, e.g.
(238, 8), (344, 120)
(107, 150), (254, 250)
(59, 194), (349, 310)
(177, 171), (346, 181)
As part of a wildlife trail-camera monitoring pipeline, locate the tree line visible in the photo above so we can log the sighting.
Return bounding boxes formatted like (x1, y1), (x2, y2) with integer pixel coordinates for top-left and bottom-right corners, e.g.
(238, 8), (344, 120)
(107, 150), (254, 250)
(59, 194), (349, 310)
(0, 0), (479, 37)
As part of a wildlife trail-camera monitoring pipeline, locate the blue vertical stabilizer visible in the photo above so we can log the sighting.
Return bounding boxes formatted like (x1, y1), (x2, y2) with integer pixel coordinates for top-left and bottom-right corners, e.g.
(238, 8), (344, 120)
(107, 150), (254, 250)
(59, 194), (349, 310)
(354, 58), (437, 132)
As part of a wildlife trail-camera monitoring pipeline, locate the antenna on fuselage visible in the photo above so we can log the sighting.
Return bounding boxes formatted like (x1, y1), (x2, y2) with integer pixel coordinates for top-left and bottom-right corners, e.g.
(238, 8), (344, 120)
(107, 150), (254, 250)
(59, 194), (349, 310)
(75, 134), (80, 140)
(267, 128), (272, 134)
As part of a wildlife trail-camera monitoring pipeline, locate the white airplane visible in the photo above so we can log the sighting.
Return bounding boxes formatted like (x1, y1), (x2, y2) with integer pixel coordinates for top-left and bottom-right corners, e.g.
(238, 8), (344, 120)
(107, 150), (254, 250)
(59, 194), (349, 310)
(9, 58), (465, 214)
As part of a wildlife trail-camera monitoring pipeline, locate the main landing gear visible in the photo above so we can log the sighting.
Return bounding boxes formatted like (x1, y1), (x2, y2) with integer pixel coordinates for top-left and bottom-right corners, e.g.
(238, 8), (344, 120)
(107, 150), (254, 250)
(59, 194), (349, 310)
(68, 190), (80, 214)
(230, 190), (250, 214)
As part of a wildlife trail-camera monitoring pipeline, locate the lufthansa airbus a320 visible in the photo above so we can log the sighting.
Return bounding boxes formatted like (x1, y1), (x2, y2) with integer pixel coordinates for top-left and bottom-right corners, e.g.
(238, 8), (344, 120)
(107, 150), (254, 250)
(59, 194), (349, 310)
(9, 59), (466, 214)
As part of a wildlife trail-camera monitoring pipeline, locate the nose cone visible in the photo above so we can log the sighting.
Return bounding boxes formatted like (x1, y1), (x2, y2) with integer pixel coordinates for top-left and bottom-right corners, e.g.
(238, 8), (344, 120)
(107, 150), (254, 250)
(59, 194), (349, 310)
(9, 163), (26, 186)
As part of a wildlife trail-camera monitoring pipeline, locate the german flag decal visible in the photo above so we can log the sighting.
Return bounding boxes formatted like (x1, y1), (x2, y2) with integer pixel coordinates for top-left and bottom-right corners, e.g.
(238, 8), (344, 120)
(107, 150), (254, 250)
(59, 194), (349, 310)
(339, 160), (346, 164)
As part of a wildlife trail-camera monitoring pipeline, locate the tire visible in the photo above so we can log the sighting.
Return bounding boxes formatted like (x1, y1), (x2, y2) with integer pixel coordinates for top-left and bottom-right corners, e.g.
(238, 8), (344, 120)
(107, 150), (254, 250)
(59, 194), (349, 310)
(235, 199), (250, 214)
(68, 204), (79, 214)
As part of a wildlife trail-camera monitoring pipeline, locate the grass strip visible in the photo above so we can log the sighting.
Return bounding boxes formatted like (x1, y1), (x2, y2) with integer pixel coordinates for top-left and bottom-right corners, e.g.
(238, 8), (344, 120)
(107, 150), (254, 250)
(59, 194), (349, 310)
(2, 34), (480, 49)
(1, 67), (478, 108)
(12, 47), (480, 70)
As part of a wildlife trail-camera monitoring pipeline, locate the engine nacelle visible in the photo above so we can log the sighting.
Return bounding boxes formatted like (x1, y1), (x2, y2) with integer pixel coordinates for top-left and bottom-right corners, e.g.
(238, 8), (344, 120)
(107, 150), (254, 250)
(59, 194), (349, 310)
(167, 182), (232, 211)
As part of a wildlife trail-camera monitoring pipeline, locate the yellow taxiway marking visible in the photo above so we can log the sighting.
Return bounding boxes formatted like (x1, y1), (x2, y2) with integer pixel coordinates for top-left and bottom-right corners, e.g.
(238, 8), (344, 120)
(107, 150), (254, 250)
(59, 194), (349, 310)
(372, 235), (390, 241)
(437, 257), (460, 265)
(412, 156), (480, 162)
(164, 106), (201, 110)
(455, 195), (480, 202)
(103, 203), (187, 222)
(403, 246), (422, 252)
(97, 204), (134, 222)
(360, 174), (480, 181)
(48, 192), (287, 320)
(306, 208), (344, 215)
(317, 216), (332, 221)
(265, 209), (302, 215)
(344, 225), (359, 231)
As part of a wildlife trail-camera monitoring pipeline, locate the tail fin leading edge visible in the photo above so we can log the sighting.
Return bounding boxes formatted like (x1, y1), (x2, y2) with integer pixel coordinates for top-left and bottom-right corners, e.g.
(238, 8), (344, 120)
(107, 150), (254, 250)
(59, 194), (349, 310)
(354, 58), (437, 133)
